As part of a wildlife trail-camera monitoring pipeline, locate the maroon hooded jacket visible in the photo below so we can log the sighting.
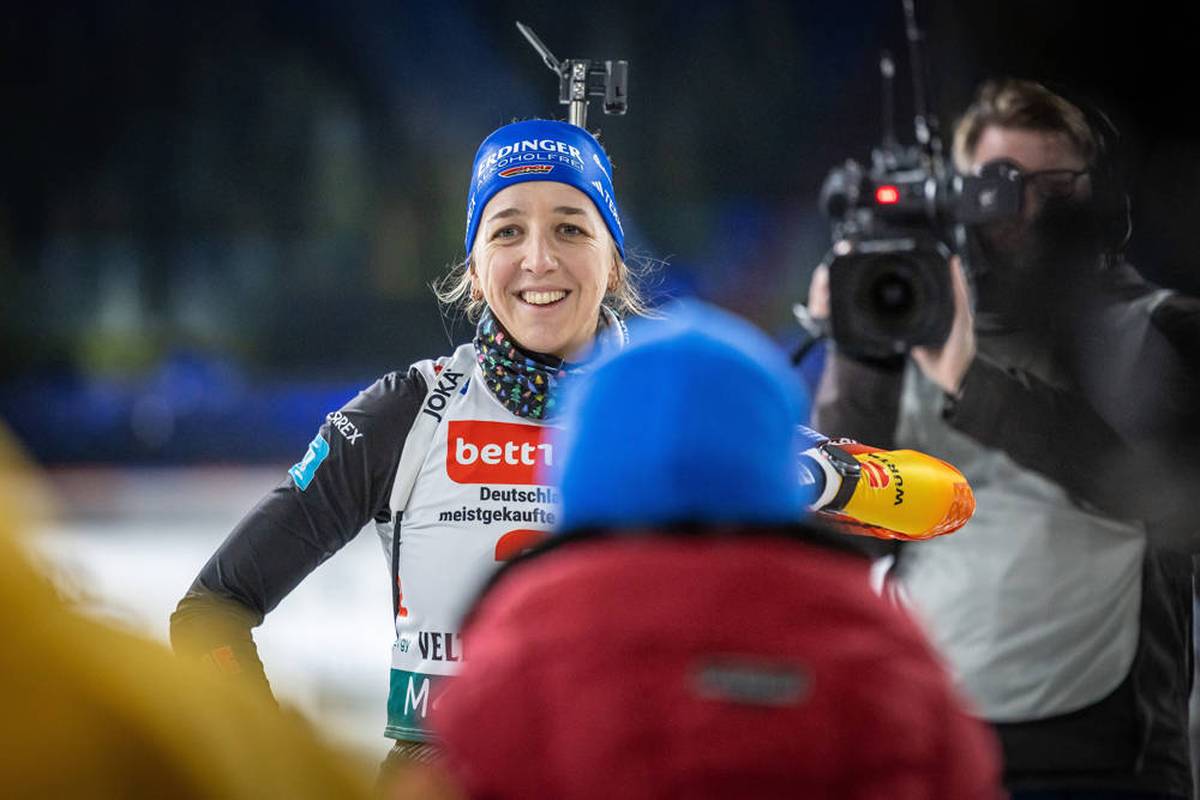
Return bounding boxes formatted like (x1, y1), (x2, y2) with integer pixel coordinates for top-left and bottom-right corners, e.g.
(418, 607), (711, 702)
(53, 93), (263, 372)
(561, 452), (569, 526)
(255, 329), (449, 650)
(435, 531), (1002, 800)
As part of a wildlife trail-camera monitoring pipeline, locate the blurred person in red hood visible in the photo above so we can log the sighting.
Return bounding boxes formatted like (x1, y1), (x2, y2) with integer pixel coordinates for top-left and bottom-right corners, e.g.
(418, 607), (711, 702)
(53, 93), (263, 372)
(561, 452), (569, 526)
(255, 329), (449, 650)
(430, 301), (1003, 800)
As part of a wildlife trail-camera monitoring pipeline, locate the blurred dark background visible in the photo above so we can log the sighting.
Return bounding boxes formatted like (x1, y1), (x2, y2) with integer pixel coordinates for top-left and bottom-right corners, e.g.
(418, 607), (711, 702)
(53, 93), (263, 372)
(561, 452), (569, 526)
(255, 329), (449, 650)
(2, 0), (1196, 464)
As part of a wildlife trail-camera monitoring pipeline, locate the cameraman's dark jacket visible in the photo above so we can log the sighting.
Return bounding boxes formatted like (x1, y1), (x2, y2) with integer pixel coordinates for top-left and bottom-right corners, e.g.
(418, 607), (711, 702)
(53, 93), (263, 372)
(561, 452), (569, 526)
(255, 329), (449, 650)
(814, 261), (1198, 796)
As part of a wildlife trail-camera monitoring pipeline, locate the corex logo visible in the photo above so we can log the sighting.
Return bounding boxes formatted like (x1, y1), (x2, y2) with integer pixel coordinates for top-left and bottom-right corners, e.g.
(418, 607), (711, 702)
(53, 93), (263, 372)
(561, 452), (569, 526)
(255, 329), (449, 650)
(448, 420), (556, 485)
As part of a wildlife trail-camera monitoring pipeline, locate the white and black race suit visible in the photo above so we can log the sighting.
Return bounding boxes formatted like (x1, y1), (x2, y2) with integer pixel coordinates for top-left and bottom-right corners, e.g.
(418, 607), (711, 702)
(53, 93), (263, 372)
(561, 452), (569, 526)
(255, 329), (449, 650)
(174, 343), (563, 742)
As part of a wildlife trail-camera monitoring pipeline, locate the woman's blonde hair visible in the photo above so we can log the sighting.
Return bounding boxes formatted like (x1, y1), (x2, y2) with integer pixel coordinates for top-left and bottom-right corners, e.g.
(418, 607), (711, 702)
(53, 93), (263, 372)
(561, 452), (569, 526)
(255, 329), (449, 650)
(433, 240), (653, 322)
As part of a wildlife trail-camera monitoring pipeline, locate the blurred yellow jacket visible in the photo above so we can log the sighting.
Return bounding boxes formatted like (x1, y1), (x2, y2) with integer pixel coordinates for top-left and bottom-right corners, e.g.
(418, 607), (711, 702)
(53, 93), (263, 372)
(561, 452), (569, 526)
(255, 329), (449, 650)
(0, 427), (371, 799)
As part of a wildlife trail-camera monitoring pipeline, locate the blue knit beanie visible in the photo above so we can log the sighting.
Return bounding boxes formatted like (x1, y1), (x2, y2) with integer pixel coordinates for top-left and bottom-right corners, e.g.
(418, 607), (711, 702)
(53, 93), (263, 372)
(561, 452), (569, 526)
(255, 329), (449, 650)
(550, 300), (815, 533)
(465, 119), (625, 258)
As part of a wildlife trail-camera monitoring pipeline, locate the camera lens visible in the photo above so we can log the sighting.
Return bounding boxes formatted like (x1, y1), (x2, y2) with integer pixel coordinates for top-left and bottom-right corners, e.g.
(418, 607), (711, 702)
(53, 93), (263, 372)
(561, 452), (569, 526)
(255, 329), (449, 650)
(825, 233), (954, 358)
(855, 255), (923, 329)
(871, 273), (915, 317)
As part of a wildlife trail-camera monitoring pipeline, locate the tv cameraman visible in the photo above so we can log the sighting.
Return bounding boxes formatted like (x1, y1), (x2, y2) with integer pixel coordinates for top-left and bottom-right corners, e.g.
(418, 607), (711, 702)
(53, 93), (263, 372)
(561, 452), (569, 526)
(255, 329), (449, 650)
(808, 79), (1199, 799)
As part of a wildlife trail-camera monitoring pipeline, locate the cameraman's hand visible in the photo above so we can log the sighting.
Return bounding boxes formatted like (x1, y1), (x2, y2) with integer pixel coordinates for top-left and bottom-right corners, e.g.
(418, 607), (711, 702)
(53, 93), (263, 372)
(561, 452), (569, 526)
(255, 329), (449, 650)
(807, 263), (830, 321)
(912, 256), (975, 397)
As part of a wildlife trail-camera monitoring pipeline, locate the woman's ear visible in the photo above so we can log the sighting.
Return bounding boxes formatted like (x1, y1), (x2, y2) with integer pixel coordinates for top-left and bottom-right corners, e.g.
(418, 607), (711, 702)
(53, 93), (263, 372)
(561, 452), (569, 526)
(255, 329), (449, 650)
(607, 255), (622, 293)
(469, 257), (484, 301)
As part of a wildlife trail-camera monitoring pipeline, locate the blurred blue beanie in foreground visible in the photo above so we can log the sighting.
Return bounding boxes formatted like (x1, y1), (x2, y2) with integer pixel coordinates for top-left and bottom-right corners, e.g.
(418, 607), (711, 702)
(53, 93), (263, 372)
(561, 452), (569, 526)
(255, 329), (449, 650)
(549, 300), (813, 533)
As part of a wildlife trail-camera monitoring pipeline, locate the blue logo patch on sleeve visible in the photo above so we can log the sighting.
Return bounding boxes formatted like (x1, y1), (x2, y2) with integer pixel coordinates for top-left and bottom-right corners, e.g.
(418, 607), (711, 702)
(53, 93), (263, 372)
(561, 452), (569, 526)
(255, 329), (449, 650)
(289, 434), (330, 490)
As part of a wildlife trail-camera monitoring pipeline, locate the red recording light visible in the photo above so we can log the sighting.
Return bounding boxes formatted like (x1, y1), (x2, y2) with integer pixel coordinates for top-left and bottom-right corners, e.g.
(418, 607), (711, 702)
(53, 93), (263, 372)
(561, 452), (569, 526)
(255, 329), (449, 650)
(875, 185), (900, 204)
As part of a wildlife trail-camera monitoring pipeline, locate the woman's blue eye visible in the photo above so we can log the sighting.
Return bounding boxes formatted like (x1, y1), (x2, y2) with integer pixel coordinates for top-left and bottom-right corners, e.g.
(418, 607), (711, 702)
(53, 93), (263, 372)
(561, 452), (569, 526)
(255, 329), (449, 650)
(494, 226), (519, 239)
(559, 224), (582, 235)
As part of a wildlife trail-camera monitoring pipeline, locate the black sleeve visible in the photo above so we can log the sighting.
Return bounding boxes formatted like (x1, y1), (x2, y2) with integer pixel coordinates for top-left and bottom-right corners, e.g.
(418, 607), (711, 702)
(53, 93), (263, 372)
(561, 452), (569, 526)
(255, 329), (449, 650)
(944, 353), (1192, 538)
(170, 368), (427, 691)
(1150, 292), (1200, 366)
(811, 347), (905, 449)
(1148, 293), (1200, 440)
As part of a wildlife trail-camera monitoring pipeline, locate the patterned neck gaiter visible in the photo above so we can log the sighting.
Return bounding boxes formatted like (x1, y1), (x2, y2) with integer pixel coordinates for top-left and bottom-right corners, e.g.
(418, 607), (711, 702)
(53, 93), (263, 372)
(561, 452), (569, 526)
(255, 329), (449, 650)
(473, 307), (628, 421)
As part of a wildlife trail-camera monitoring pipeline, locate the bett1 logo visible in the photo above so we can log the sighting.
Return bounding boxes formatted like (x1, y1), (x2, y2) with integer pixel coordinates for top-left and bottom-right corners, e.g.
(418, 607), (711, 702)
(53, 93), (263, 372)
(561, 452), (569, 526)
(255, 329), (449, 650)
(447, 420), (558, 485)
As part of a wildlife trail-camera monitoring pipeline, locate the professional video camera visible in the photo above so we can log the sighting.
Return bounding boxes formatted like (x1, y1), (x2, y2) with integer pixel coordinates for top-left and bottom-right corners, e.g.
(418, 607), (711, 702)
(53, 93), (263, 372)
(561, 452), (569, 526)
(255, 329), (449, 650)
(815, 1), (1022, 360)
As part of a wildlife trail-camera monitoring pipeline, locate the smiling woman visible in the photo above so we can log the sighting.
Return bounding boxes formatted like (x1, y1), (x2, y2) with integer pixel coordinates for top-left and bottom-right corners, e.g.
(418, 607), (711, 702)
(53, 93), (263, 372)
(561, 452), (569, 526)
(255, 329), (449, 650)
(436, 121), (649, 350)
(472, 182), (618, 360)
(169, 119), (654, 768)
(169, 117), (978, 793)
(431, 119), (650, 424)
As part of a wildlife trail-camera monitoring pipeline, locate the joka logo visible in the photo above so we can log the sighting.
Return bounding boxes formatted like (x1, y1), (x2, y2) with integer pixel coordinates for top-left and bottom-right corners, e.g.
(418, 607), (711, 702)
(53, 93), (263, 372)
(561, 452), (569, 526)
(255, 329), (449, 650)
(862, 460), (890, 489)
(421, 368), (464, 423)
(499, 164), (554, 178)
(447, 420), (554, 485)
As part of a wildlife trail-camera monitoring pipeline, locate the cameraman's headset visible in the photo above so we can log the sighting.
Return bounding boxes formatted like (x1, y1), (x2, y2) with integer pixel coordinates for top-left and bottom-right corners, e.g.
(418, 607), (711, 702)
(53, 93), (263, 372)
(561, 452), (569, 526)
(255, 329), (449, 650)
(1058, 85), (1133, 262)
